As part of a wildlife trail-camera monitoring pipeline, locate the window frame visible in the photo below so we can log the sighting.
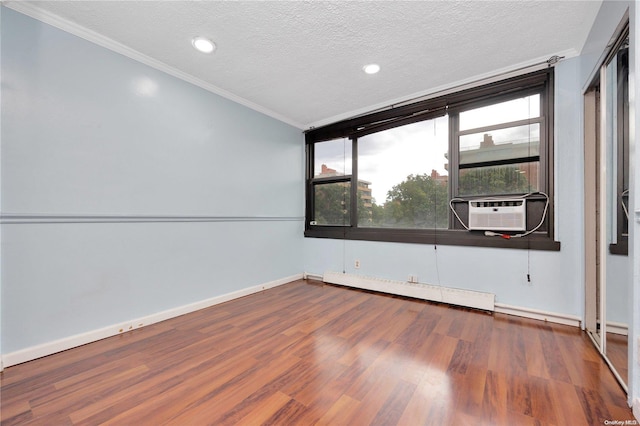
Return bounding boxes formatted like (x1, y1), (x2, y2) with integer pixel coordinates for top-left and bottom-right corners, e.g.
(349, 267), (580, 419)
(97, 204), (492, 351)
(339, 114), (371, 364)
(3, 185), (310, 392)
(452, 90), (545, 198)
(305, 69), (559, 250)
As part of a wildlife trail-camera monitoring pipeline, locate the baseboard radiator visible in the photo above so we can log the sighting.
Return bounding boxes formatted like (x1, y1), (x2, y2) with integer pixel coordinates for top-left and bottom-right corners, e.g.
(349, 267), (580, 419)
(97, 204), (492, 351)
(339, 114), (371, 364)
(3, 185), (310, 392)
(323, 271), (495, 312)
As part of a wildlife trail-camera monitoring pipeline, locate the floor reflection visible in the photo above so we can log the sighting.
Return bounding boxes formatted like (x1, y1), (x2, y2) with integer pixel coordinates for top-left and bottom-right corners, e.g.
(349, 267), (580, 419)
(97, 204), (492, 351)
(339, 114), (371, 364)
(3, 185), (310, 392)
(606, 331), (628, 386)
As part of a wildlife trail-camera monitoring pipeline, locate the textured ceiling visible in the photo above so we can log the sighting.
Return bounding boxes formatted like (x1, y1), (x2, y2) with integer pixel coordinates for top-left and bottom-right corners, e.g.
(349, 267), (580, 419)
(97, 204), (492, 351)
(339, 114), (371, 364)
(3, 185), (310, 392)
(8, 1), (602, 129)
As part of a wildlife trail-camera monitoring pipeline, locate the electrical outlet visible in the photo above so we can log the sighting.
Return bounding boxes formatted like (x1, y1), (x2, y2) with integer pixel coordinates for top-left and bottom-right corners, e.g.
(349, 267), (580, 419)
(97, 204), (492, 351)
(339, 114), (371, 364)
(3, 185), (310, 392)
(408, 275), (418, 283)
(355, 260), (361, 269)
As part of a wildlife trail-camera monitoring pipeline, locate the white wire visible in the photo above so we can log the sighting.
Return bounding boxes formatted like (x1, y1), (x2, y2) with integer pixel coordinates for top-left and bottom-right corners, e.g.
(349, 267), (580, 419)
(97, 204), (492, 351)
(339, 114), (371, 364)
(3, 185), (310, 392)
(621, 189), (629, 220)
(512, 192), (549, 238)
(449, 197), (470, 230)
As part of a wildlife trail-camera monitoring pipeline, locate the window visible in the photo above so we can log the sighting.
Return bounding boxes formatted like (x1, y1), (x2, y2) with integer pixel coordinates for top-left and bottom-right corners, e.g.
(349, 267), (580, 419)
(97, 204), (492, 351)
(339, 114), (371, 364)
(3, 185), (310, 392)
(358, 117), (449, 229)
(305, 69), (558, 250)
(311, 138), (352, 226)
(457, 95), (541, 196)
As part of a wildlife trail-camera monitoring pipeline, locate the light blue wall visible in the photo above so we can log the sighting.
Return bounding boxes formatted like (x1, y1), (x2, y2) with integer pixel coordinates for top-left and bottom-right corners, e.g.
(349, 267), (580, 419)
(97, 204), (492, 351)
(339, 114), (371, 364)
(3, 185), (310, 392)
(607, 256), (630, 324)
(304, 56), (586, 318)
(0, 7), (304, 353)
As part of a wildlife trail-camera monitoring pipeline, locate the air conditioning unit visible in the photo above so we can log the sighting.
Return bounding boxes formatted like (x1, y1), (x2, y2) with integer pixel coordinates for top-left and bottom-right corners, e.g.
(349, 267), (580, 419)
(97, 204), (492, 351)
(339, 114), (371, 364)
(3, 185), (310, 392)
(468, 199), (526, 231)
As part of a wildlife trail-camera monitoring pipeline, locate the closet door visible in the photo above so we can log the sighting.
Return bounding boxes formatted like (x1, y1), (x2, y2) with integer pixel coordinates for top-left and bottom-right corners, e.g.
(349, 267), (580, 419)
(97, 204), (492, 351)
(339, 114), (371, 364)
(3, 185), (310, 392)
(584, 23), (630, 391)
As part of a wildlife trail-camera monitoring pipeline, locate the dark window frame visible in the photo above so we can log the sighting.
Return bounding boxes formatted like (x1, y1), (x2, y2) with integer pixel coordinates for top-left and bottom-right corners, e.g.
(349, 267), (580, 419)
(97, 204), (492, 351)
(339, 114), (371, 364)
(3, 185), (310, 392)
(305, 69), (559, 251)
(608, 27), (630, 256)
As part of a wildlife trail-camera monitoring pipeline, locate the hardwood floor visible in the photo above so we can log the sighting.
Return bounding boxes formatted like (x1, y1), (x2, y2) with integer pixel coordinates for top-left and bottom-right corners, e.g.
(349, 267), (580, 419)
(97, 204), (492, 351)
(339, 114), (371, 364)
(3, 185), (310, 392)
(606, 332), (628, 386)
(1, 279), (635, 425)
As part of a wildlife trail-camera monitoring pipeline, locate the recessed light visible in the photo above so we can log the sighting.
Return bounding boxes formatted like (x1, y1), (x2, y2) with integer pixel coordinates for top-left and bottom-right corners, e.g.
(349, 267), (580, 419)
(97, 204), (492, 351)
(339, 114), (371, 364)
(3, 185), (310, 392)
(363, 64), (380, 74)
(192, 36), (216, 54)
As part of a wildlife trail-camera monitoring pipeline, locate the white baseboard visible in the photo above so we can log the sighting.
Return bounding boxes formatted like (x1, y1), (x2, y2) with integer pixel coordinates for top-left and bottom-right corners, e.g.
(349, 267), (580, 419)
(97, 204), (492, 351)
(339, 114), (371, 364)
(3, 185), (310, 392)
(494, 303), (581, 328)
(323, 271), (495, 311)
(1, 274), (301, 368)
(303, 272), (323, 281)
(606, 320), (628, 336)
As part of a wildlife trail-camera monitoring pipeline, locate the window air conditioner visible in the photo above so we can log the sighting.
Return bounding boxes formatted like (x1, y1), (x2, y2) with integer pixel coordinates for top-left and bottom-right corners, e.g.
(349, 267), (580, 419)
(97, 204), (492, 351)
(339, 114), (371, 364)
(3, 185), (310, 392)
(468, 199), (526, 231)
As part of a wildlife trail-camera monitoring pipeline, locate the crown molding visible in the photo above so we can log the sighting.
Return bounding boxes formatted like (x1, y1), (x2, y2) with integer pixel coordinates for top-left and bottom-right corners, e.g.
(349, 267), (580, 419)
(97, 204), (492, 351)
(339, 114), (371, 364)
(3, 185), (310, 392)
(2, 1), (305, 130)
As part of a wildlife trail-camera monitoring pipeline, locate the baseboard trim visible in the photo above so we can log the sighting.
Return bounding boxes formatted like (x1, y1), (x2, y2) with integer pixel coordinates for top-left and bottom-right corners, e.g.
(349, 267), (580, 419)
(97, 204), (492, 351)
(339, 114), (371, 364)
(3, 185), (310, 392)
(303, 272), (323, 281)
(606, 321), (628, 336)
(323, 271), (495, 312)
(494, 302), (581, 328)
(1, 274), (301, 368)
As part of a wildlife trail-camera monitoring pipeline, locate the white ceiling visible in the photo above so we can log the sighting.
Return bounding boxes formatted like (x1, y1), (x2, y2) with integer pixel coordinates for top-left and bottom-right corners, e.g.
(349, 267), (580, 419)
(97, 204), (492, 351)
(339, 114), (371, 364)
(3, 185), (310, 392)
(8, 1), (602, 129)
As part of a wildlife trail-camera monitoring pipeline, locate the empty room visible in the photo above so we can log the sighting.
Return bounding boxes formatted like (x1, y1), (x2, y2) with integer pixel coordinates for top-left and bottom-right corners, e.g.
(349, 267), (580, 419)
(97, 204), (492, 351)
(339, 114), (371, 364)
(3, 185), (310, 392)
(1, 1), (639, 424)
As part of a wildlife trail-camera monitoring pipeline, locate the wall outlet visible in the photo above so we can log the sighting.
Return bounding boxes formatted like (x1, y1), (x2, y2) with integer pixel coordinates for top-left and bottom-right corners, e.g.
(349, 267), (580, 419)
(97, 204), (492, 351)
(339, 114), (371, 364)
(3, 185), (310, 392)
(355, 260), (361, 269)
(408, 275), (418, 283)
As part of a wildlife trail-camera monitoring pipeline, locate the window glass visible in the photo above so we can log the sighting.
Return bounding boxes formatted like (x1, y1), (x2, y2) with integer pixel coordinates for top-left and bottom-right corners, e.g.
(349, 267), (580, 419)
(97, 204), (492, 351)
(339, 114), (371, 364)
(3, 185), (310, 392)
(459, 94), (540, 131)
(458, 162), (539, 196)
(314, 138), (351, 178)
(459, 124), (540, 165)
(314, 182), (350, 225)
(358, 117), (449, 229)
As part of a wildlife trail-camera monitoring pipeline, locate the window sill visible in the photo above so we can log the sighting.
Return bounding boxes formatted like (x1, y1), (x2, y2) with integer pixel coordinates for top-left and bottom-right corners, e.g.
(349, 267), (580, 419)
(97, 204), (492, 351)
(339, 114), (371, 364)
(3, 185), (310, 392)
(304, 227), (560, 251)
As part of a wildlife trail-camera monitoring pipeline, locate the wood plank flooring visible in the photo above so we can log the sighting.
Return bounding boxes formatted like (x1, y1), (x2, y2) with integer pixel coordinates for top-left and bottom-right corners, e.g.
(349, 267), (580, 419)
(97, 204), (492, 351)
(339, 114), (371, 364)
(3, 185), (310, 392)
(606, 332), (628, 385)
(1, 279), (635, 425)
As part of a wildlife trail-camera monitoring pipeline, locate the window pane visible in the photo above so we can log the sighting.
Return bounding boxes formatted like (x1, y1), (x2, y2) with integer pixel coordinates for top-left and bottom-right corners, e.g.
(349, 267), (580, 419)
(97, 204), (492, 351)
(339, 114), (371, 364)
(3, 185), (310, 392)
(458, 162), (539, 196)
(314, 138), (351, 178)
(358, 117), (449, 229)
(459, 124), (540, 165)
(459, 94), (540, 131)
(314, 182), (350, 225)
